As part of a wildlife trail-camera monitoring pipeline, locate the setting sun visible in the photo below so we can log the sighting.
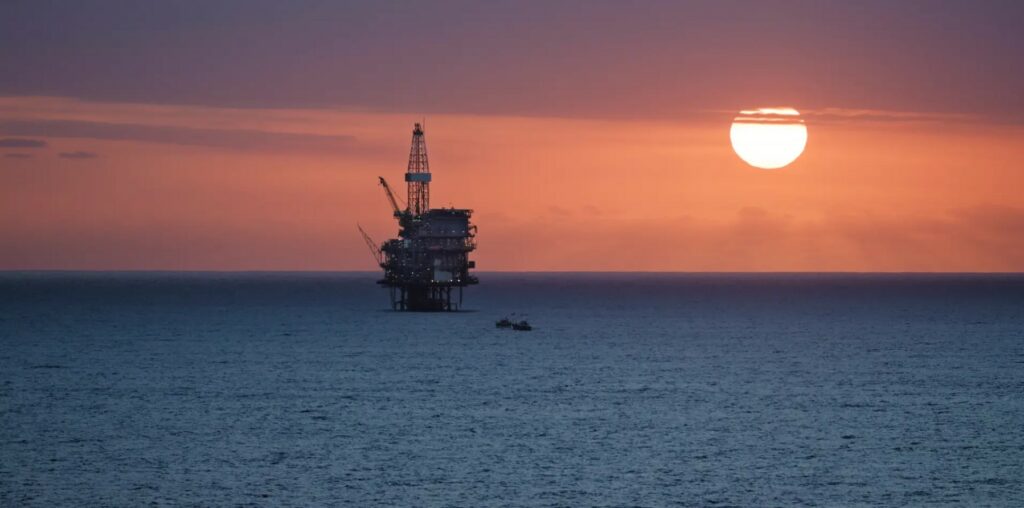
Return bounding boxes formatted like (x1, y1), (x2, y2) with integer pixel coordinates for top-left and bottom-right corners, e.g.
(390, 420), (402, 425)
(730, 107), (808, 169)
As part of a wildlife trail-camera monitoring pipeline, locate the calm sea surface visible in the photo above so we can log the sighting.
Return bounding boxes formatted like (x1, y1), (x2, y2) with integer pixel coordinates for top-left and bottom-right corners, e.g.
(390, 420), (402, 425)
(1, 272), (1023, 506)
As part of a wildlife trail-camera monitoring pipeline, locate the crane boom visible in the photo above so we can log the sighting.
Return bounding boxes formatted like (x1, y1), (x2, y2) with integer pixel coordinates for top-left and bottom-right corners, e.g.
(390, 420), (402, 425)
(357, 223), (383, 266)
(378, 177), (405, 217)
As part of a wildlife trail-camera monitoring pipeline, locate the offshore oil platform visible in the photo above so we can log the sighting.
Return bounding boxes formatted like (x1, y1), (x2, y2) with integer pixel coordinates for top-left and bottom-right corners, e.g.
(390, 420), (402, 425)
(358, 123), (477, 311)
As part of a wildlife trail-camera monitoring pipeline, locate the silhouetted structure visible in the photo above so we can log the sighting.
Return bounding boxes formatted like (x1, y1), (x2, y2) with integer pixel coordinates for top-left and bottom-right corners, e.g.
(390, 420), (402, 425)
(366, 123), (478, 311)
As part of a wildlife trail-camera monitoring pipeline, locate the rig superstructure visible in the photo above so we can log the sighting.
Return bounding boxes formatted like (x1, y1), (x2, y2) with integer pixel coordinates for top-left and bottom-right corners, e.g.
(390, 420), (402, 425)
(360, 123), (477, 311)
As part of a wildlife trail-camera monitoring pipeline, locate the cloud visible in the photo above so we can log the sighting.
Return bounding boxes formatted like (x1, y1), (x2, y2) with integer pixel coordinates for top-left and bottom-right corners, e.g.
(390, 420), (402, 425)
(0, 119), (370, 155)
(5, 153), (33, 158)
(0, 137), (47, 148)
(482, 205), (1024, 272)
(58, 151), (98, 159)
(732, 107), (805, 125)
(801, 108), (982, 125)
(710, 107), (983, 126)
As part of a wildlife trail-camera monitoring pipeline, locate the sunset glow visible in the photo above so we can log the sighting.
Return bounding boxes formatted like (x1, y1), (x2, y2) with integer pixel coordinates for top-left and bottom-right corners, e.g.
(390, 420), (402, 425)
(2, 3), (1023, 272)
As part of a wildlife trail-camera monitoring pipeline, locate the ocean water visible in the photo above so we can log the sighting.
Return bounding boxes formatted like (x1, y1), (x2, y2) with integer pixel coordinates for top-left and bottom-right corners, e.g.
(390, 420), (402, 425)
(1, 272), (1023, 506)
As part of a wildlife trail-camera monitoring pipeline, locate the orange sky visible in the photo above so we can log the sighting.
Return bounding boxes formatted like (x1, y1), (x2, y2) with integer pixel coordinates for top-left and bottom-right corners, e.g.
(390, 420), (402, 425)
(2, 96), (1023, 271)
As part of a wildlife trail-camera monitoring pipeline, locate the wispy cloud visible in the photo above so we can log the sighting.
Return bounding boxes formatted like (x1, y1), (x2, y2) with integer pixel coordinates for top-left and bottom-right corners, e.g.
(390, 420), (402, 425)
(58, 151), (98, 159)
(709, 107), (984, 126)
(732, 107), (805, 125)
(0, 119), (372, 155)
(801, 108), (981, 124)
(0, 137), (48, 148)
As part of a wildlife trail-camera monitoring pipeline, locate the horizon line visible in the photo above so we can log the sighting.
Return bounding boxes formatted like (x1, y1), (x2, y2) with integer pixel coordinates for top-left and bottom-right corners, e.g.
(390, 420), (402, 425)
(2, 270), (1023, 276)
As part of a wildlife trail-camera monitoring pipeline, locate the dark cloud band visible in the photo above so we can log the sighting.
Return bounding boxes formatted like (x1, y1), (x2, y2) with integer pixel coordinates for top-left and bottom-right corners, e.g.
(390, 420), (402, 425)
(0, 119), (369, 155)
(0, 138), (48, 148)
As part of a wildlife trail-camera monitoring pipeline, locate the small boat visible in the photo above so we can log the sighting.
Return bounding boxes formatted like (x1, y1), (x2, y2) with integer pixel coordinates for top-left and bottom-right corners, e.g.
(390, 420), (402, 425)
(512, 320), (532, 331)
(495, 317), (513, 328)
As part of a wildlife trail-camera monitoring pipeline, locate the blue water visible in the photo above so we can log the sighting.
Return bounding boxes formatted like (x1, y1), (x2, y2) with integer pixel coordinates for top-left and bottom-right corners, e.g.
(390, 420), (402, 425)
(2, 272), (1023, 506)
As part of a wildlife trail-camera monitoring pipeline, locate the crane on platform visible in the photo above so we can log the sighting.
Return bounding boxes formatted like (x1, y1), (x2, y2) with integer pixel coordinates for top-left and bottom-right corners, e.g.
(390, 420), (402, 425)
(356, 223), (383, 266)
(378, 176), (405, 218)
